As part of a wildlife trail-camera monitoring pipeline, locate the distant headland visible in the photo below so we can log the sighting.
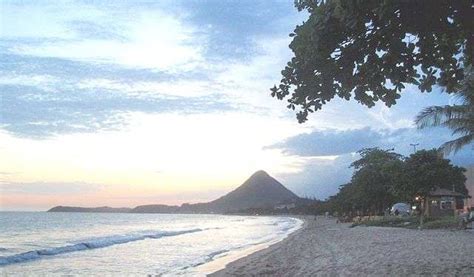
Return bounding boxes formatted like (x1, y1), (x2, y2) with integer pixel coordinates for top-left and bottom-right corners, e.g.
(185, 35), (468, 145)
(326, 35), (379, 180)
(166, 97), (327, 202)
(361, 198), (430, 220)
(48, 170), (312, 214)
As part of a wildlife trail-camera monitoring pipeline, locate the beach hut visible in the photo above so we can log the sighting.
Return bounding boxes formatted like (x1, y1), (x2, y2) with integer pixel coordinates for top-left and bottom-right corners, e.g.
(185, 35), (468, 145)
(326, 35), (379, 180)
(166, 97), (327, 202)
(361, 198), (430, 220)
(424, 188), (467, 217)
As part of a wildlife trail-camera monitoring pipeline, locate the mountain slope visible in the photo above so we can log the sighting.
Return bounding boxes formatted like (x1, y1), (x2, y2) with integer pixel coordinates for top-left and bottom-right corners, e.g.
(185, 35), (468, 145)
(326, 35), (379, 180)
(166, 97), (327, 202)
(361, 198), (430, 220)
(48, 206), (132, 213)
(206, 170), (300, 212)
(130, 204), (180, 213)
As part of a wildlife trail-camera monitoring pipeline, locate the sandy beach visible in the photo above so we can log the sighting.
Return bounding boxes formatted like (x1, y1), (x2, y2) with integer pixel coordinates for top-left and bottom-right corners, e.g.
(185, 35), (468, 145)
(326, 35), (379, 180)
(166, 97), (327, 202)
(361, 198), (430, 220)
(210, 216), (474, 276)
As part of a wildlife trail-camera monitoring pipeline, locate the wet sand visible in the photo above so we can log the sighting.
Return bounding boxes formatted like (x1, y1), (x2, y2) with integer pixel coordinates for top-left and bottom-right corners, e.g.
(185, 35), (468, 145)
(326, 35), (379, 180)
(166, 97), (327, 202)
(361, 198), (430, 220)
(210, 216), (474, 276)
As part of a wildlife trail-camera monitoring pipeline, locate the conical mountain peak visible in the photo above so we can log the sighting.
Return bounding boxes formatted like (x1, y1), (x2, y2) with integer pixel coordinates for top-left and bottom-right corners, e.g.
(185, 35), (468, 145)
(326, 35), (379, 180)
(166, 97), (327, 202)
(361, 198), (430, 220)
(209, 170), (299, 212)
(251, 170), (270, 177)
(245, 170), (272, 184)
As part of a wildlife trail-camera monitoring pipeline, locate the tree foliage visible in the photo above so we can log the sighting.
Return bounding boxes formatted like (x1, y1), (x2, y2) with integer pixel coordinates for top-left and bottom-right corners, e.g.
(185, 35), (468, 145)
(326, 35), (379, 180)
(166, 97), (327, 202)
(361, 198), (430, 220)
(327, 148), (467, 216)
(396, 149), (467, 200)
(272, 0), (473, 123)
(415, 67), (474, 154)
(330, 148), (404, 214)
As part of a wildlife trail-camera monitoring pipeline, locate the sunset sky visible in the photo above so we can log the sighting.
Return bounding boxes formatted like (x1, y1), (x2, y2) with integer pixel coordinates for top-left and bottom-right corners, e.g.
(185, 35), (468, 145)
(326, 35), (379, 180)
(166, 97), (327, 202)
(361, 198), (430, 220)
(1, 0), (473, 211)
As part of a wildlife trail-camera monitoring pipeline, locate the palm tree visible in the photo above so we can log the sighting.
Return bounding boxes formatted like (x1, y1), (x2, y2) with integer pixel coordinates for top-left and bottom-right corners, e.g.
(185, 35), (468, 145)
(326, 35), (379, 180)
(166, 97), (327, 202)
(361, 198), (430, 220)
(415, 67), (474, 155)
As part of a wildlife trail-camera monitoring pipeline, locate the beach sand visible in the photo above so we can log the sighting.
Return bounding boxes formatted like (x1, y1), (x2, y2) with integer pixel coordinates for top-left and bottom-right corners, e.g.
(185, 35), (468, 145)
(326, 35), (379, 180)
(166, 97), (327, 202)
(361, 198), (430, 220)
(210, 216), (474, 276)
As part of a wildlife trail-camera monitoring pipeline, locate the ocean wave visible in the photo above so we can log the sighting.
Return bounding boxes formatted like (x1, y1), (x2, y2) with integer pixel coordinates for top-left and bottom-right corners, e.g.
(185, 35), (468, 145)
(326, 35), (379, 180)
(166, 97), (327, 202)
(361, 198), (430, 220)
(0, 228), (202, 266)
(207, 249), (229, 260)
(177, 248), (231, 273)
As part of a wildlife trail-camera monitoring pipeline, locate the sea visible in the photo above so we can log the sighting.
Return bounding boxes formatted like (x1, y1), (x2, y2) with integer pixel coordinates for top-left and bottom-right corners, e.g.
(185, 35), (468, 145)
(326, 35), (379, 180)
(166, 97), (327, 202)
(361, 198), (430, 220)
(0, 212), (302, 276)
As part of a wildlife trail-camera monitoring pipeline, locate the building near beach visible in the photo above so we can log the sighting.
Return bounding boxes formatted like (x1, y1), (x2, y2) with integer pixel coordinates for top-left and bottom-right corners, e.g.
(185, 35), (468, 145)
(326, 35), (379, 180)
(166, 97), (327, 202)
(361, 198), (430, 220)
(425, 188), (466, 217)
(421, 164), (474, 217)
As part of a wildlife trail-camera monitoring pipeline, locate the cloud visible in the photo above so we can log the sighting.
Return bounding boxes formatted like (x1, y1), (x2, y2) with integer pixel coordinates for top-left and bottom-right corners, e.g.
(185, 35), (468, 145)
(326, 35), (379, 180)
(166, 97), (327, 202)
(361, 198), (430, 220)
(1, 0), (460, 141)
(268, 127), (473, 164)
(180, 0), (306, 61)
(267, 127), (382, 156)
(67, 20), (128, 41)
(0, 83), (234, 138)
(0, 181), (104, 195)
(0, 53), (184, 83)
(3, 1), (204, 71)
(0, 0), (305, 139)
(0, 171), (16, 176)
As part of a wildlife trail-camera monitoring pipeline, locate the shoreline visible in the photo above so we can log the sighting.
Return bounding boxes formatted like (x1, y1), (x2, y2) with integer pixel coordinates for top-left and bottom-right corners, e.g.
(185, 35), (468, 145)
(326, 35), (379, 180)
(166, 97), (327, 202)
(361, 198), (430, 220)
(197, 216), (306, 276)
(209, 216), (474, 276)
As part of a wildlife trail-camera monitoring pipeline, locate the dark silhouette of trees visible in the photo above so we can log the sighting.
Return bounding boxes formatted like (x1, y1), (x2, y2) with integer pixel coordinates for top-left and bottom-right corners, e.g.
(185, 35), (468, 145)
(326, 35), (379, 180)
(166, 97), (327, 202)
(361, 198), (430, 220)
(272, 0), (473, 123)
(326, 148), (467, 216)
(349, 148), (404, 214)
(398, 149), (467, 199)
(328, 148), (404, 215)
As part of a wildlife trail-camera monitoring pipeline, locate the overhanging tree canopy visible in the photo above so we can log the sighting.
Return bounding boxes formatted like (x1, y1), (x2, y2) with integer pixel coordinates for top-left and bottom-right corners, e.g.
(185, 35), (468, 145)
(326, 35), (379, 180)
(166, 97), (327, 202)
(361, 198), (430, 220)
(272, 0), (473, 122)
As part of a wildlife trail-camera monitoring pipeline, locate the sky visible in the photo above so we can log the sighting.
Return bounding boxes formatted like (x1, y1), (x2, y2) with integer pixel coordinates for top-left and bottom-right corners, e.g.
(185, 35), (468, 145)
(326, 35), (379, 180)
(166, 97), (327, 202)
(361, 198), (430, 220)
(1, 0), (473, 211)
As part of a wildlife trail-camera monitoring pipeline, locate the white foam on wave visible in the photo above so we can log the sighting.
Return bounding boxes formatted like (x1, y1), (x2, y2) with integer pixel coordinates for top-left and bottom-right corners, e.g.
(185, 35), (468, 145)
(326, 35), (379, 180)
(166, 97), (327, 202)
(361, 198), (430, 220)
(0, 228), (202, 266)
(181, 217), (304, 276)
